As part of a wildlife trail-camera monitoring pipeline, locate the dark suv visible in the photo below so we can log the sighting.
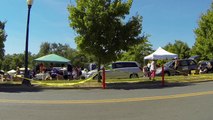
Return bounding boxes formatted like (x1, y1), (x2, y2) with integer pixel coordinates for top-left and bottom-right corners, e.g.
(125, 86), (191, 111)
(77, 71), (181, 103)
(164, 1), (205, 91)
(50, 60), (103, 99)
(156, 59), (198, 76)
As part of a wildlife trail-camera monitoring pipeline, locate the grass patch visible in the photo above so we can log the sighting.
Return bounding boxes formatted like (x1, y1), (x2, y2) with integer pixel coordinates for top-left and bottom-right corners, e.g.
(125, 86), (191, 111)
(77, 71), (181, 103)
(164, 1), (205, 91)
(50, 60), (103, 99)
(0, 73), (212, 87)
(106, 73), (213, 83)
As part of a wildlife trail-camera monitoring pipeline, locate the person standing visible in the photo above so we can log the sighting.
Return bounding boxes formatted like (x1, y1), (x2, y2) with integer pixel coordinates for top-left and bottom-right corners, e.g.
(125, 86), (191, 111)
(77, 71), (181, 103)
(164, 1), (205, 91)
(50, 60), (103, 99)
(39, 63), (44, 73)
(149, 60), (156, 80)
(67, 63), (73, 80)
(143, 61), (151, 77)
(174, 57), (179, 70)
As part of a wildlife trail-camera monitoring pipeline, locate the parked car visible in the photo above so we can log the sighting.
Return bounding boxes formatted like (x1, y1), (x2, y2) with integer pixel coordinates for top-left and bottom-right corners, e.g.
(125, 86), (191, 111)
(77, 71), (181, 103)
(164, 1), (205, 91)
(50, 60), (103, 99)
(84, 61), (142, 79)
(156, 59), (198, 76)
(198, 60), (213, 73)
(188, 55), (200, 61)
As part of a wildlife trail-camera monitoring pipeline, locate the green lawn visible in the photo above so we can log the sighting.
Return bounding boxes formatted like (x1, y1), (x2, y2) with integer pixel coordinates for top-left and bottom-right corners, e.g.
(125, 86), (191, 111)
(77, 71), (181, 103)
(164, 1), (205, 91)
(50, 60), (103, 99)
(106, 73), (213, 83)
(1, 73), (213, 88)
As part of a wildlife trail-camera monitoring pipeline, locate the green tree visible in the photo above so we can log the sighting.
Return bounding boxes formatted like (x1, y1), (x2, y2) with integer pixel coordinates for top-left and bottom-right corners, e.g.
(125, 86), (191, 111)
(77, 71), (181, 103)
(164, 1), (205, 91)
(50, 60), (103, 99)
(119, 37), (152, 66)
(68, 0), (144, 77)
(0, 53), (36, 71)
(37, 42), (92, 66)
(38, 42), (77, 59)
(11, 54), (24, 69)
(28, 52), (37, 69)
(192, 3), (213, 60)
(164, 40), (190, 59)
(0, 54), (13, 71)
(37, 42), (51, 56)
(51, 43), (71, 57)
(71, 53), (89, 67)
(0, 21), (7, 60)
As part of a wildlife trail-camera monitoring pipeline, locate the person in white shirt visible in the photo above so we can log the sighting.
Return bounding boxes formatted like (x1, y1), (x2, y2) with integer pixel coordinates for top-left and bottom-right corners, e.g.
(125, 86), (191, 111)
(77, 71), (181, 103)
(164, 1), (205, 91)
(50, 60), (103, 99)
(149, 60), (156, 80)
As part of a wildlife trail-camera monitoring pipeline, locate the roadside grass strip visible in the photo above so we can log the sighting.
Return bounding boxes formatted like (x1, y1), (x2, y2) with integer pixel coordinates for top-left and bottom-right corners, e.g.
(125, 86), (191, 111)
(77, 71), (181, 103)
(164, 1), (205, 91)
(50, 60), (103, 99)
(1, 73), (213, 87)
(106, 73), (213, 84)
(164, 74), (213, 83)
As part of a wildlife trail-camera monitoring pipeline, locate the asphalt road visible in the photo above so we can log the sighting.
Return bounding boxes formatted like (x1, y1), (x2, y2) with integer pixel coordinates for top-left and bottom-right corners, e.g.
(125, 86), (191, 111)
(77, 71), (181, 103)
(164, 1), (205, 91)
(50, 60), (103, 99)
(0, 81), (213, 120)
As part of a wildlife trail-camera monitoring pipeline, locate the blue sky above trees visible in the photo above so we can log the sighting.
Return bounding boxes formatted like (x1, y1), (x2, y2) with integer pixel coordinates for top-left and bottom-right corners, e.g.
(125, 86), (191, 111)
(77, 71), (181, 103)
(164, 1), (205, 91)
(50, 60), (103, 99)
(0, 0), (212, 54)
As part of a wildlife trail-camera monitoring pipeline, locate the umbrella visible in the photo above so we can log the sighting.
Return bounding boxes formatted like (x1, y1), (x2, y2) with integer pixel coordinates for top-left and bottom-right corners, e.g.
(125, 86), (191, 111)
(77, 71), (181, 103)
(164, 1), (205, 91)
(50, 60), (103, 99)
(7, 69), (16, 75)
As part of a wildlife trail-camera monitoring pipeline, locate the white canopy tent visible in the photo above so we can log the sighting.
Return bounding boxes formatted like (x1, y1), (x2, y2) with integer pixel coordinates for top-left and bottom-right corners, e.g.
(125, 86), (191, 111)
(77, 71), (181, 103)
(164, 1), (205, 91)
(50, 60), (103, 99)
(144, 47), (178, 60)
(144, 47), (178, 86)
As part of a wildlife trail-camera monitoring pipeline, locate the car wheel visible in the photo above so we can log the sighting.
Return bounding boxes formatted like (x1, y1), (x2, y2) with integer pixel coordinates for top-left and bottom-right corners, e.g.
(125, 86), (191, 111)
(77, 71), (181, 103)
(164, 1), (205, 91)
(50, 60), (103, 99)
(164, 72), (170, 76)
(130, 73), (139, 78)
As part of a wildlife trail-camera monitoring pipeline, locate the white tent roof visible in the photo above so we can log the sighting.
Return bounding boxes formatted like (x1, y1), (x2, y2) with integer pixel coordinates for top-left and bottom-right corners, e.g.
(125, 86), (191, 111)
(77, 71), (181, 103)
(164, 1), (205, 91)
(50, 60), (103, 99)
(7, 69), (16, 75)
(144, 47), (178, 60)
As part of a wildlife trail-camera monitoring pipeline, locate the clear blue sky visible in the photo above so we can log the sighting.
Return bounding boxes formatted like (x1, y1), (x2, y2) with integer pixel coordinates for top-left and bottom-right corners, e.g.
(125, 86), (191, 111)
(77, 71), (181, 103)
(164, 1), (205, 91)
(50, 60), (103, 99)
(0, 0), (212, 54)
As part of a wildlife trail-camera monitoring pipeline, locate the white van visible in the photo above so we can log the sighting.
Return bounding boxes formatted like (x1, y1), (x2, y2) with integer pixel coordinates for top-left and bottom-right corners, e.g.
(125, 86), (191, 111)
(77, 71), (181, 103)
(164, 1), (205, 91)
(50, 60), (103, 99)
(86, 61), (142, 79)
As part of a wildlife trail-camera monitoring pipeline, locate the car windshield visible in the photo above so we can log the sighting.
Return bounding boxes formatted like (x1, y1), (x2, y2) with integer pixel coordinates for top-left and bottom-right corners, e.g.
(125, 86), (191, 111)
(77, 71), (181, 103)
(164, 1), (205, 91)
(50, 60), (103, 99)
(164, 61), (174, 67)
(199, 62), (208, 66)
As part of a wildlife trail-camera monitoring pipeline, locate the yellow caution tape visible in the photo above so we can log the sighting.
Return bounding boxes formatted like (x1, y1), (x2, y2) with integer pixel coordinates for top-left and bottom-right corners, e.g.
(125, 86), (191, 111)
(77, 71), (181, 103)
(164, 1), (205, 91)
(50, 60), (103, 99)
(14, 72), (98, 87)
(14, 75), (33, 81)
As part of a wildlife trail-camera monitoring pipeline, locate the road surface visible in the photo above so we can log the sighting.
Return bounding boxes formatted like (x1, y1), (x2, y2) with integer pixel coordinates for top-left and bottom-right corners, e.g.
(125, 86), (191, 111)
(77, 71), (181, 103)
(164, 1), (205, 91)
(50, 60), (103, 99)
(0, 81), (212, 120)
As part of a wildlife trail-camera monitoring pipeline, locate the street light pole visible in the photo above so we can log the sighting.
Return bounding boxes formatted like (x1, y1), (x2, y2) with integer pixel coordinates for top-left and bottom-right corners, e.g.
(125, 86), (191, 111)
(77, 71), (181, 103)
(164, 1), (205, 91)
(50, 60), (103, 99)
(22, 0), (33, 86)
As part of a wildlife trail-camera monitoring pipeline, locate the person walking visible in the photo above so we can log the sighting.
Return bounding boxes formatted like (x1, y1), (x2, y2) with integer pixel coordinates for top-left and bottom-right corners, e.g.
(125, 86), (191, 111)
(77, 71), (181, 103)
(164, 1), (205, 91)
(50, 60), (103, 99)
(149, 60), (156, 80)
(143, 61), (151, 77)
(174, 57), (179, 70)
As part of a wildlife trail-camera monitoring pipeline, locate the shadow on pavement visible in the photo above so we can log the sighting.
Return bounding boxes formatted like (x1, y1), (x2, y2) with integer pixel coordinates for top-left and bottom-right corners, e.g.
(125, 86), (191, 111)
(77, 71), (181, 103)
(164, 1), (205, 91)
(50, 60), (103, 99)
(0, 84), (43, 93)
(106, 81), (194, 90)
(0, 80), (200, 92)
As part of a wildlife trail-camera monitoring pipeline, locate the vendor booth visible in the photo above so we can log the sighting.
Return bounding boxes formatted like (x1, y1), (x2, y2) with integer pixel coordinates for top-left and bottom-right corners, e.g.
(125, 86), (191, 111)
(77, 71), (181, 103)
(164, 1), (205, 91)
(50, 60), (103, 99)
(144, 47), (178, 86)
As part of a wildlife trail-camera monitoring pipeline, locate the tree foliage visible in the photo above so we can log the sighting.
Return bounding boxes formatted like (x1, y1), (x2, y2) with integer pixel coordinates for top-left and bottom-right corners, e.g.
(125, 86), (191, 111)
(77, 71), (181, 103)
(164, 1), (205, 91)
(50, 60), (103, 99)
(0, 53), (36, 71)
(192, 2), (213, 60)
(164, 40), (190, 59)
(119, 37), (152, 66)
(68, 0), (144, 69)
(37, 42), (92, 67)
(37, 42), (51, 57)
(38, 42), (77, 59)
(0, 21), (7, 60)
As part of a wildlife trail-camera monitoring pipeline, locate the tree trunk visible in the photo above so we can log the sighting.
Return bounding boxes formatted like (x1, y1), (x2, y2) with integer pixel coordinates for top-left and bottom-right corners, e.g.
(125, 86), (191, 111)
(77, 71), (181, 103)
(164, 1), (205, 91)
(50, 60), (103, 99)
(97, 58), (102, 82)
